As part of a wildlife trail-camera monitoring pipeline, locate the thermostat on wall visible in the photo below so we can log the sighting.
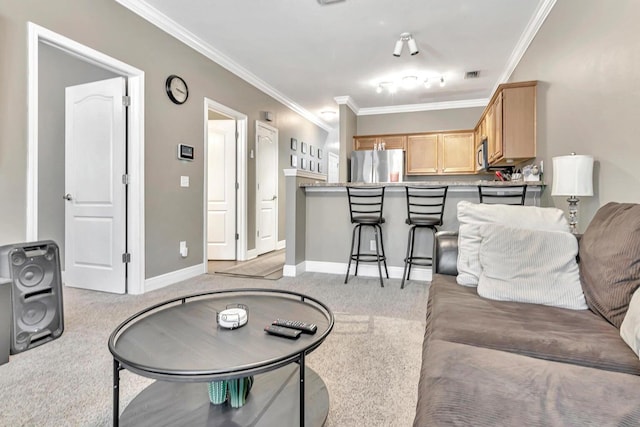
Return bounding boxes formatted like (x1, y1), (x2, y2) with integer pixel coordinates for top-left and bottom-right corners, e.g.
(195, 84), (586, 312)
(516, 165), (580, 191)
(178, 144), (194, 161)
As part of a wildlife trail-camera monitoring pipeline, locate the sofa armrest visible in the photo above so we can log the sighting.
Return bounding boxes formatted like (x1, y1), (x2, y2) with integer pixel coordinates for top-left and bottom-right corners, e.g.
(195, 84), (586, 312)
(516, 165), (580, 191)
(434, 231), (459, 276)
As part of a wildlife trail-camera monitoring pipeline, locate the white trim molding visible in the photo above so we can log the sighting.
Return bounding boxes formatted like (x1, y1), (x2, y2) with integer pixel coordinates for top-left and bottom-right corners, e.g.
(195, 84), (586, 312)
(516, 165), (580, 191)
(334, 96), (360, 115)
(144, 264), (206, 294)
(295, 260), (433, 282)
(27, 22), (146, 295)
(276, 240), (286, 250)
(115, 0), (332, 133)
(493, 0), (557, 92)
(358, 98), (489, 116)
(283, 168), (326, 181)
(283, 262), (306, 277)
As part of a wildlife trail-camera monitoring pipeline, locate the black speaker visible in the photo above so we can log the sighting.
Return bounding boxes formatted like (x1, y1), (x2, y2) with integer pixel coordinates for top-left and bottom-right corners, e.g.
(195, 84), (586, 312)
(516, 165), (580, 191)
(0, 241), (64, 354)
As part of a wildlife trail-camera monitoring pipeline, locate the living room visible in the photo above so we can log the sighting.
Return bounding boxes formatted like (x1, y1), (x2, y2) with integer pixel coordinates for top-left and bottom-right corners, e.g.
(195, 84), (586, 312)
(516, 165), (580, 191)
(1, 0), (639, 425)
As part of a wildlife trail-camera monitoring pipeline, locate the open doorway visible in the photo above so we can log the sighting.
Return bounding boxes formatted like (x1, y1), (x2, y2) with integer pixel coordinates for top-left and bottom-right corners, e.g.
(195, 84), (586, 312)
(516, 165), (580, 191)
(203, 98), (249, 270)
(26, 23), (146, 294)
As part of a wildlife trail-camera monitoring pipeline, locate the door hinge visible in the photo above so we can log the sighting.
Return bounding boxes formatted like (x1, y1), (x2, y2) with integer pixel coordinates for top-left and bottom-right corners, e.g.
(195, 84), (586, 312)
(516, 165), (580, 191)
(122, 253), (131, 263)
(122, 96), (131, 106)
(236, 182), (239, 190)
(236, 233), (239, 240)
(122, 174), (129, 185)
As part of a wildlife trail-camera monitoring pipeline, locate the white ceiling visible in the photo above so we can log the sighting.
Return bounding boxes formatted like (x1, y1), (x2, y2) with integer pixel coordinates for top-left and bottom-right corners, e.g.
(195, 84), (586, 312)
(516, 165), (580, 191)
(117, 0), (554, 130)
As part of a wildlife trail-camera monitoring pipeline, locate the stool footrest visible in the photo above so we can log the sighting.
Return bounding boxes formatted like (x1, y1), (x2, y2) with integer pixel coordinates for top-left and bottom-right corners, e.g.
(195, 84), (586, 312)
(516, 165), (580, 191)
(404, 256), (433, 267)
(350, 254), (387, 263)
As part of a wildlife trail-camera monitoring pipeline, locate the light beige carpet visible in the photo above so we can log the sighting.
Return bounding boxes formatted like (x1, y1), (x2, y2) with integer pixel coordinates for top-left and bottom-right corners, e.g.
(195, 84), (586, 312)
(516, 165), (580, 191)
(214, 250), (285, 279)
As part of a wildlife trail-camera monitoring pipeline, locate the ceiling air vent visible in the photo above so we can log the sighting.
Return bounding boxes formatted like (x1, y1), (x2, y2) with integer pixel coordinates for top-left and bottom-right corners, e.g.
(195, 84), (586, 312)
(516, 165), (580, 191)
(464, 71), (480, 79)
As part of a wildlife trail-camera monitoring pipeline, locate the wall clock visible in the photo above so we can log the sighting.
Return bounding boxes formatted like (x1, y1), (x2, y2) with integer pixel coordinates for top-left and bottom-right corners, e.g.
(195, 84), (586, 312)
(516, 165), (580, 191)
(165, 75), (189, 105)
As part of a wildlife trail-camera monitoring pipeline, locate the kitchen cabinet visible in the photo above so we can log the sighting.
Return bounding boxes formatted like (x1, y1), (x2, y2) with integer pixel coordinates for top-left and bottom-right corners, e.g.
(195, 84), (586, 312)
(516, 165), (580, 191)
(353, 134), (406, 151)
(406, 131), (474, 175)
(477, 81), (536, 166)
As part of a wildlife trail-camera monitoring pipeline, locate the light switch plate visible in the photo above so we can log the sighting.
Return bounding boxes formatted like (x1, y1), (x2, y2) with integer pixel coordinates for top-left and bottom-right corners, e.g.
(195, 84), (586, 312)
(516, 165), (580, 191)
(180, 176), (189, 187)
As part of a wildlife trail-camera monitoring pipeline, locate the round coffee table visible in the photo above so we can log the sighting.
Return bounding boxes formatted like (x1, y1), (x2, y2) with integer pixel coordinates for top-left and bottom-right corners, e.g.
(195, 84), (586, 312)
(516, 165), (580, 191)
(108, 288), (334, 426)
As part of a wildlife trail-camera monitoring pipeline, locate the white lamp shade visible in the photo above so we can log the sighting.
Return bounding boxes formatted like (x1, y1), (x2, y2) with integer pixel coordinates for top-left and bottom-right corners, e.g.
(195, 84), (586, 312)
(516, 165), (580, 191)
(551, 154), (594, 196)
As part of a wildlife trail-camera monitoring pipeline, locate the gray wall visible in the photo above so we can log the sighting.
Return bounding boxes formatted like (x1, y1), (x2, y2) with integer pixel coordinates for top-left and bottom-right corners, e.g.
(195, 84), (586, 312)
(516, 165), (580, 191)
(508, 0), (640, 232)
(356, 107), (485, 135)
(339, 105), (357, 182)
(38, 42), (118, 265)
(0, 0), (327, 279)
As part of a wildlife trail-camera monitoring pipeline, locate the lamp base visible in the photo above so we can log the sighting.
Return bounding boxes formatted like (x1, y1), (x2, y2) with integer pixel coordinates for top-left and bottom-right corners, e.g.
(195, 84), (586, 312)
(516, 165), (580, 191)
(567, 196), (580, 234)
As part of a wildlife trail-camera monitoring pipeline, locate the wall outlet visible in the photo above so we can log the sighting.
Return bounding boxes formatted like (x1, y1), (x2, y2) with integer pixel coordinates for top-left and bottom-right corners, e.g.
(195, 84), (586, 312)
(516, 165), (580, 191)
(180, 176), (189, 187)
(370, 240), (376, 251)
(179, 241), (188, 257)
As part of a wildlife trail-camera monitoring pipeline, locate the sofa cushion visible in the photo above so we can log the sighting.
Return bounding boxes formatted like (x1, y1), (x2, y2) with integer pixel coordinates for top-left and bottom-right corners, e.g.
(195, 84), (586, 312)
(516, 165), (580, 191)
(414, 339), (640, 427)
(621, 287), (640, 358)
(456, 201), (569, 286)
(477, 224), (588, 310)
(579, 202), (640, 328)
(427, 274), (640, 375)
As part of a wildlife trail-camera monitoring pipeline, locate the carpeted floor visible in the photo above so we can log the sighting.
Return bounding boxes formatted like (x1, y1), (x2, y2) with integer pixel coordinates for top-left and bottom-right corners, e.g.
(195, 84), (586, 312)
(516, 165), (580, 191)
(0, 272), (428, 427)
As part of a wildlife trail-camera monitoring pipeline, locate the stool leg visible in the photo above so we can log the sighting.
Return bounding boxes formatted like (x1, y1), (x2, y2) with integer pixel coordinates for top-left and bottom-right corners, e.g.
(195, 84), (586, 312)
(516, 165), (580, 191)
(376, 224), (389, 279)
(344, 224), (358, 284)
(354, 225), (363, 277)
(401, 225), (413, 289)
(373, 225), (384, 287)
(407, 226), (417, 280)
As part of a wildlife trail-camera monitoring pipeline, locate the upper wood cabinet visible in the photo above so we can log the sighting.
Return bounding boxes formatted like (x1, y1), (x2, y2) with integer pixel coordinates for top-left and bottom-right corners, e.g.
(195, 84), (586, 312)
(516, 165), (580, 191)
(406, 131), (474, 175)
(353, 134), (406, 151)
(477, 81), (536, 166)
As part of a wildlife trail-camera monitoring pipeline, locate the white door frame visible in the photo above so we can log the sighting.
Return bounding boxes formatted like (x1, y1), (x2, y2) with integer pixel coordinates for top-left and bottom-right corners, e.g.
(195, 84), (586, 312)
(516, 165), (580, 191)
(255, 121), (279, 255)
(203, 98), (249, 263)
(26, 22), (146, 294)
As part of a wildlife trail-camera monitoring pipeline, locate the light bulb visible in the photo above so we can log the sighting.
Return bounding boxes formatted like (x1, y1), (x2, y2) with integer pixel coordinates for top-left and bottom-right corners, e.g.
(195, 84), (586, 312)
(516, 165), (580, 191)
(393, 39), (403, 57)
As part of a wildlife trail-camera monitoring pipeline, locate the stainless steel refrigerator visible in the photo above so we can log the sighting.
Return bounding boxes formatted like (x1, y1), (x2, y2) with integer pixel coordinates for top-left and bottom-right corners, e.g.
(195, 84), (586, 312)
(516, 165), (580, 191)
(350, 149), (404, 183)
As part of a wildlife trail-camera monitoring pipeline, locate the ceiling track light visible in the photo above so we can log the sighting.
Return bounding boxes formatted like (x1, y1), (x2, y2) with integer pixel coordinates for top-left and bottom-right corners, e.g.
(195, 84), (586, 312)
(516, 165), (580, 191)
(393, 32), (418, 57)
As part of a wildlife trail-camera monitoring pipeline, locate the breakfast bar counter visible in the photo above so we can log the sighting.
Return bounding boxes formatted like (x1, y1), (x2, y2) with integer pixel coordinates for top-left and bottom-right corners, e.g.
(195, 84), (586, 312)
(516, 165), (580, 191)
(283, 171), (544, 282)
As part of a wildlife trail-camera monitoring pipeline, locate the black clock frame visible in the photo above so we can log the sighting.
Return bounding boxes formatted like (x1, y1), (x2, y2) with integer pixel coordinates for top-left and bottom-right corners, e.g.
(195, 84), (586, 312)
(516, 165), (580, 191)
(165, 75), (189, 105)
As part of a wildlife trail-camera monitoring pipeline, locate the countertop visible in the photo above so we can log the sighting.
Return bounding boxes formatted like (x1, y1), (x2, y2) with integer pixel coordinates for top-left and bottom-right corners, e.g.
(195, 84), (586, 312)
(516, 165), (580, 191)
(301, 180), (544, 188)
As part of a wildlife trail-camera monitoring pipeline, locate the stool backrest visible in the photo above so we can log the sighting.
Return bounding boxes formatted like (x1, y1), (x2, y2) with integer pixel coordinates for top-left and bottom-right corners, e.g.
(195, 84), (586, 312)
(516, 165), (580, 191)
(405, 186), (448, 225)
(346, 186), (385, 223)
(477, 184), (527, 205)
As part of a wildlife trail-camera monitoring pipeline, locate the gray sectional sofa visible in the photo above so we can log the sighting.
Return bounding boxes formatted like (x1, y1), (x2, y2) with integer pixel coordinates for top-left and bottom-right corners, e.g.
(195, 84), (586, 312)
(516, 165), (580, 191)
(413, 203), (640, 426)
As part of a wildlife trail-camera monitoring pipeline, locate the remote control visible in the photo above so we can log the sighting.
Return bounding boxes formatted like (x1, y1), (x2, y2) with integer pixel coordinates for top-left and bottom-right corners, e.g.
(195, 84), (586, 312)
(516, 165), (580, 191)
(264, 325), (302, 339)
(272, 319), (317, 334)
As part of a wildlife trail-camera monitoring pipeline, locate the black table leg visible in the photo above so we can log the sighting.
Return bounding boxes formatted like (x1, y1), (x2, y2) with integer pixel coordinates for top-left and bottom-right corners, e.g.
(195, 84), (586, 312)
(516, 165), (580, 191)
(113, 359), (121, 427)
(299, 352), (305, 427)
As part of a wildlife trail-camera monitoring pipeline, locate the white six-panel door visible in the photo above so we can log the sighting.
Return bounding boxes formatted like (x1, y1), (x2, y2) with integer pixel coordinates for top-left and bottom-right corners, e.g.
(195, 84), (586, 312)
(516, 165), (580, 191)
(207, 119), (237, 260)
(64, 77), (127, 294)
(255, 122), (278, 255)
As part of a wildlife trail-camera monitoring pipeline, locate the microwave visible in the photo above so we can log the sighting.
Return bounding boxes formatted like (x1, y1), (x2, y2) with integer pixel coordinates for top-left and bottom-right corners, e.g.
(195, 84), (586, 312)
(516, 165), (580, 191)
(476, 138), (488, 172)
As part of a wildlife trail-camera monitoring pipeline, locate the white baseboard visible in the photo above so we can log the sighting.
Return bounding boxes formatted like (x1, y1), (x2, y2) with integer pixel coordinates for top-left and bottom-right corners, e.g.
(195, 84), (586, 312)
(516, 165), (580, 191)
(142, 263), (206, 294)
(283, 261), (306, 277)
(246, 249), (258, 260)
(276, 240), (286, 250)
(295, 260), (432, 281)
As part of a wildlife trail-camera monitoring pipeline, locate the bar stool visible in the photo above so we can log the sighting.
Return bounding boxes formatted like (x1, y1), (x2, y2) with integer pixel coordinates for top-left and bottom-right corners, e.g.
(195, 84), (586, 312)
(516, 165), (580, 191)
(478, 184), (527, 205)
(344, 186), (388, 287)
(401, 186), (448, 289)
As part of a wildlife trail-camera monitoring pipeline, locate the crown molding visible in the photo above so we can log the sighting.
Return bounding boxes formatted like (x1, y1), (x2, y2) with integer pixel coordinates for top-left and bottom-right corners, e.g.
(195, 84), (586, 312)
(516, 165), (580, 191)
(334, 96), (360, 114)
(358, 98), (489, 116)
(492, 0), (557, 93)
(115, 0), (332, 132)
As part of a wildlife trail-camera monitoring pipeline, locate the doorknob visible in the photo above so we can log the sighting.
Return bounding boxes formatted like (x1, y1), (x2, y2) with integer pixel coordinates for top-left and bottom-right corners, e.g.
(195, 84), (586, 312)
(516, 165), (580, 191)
(271, 195), (277, 201)
(63, 193), (73, 201)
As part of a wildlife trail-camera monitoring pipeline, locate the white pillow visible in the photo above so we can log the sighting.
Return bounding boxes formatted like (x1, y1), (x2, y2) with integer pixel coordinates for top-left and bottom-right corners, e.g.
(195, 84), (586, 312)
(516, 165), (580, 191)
(476, 224), (588, 310)
(456, 201), (570, 286)
(620, 288), (640, 359)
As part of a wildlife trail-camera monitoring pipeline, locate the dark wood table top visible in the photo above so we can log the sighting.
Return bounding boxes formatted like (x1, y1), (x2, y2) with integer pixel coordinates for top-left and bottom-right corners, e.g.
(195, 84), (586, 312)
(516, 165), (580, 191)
(108, 288), (334, 381)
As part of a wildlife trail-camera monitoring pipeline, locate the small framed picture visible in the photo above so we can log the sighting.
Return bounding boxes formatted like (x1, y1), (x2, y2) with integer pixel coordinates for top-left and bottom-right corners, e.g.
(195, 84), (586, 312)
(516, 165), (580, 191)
(310, 160), (315, 172)
(301, 142), (307, 154)
(301, 158), (307, 170)
(318, 163), (323, 173)
(310, 145), (315, 157)
(317, 148), (323, 159)
(290, 154), (297, 167)
(290, 138), (297, 151)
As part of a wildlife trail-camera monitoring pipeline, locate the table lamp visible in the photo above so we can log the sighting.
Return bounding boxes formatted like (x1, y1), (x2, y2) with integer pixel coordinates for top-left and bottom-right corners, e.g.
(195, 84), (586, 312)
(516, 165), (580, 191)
(551, 153), (594, 234)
